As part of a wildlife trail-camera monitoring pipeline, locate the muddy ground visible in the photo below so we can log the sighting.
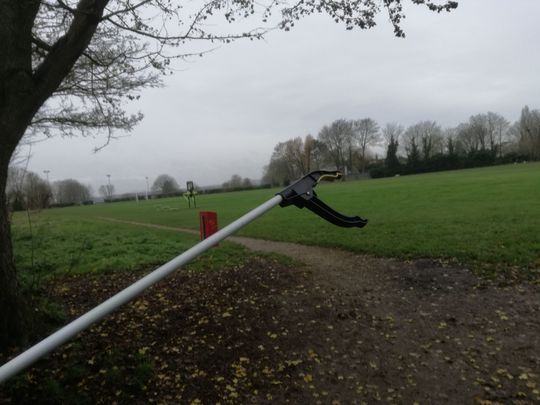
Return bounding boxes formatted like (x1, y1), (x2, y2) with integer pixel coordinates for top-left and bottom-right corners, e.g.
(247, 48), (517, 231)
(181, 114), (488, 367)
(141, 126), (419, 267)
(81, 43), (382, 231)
(1, 242), (539, 404)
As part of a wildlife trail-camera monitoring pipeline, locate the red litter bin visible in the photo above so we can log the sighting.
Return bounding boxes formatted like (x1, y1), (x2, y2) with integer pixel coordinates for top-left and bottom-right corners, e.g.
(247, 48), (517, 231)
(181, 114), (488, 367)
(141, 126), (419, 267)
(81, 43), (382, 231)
(199, 211), (218, 240)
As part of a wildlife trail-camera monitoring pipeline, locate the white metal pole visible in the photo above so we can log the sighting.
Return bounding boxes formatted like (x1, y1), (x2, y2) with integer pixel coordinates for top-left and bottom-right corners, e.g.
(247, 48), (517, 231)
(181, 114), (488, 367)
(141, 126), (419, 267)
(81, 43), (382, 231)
(0, 195), (283, 384)
(107, 174), (112, 200)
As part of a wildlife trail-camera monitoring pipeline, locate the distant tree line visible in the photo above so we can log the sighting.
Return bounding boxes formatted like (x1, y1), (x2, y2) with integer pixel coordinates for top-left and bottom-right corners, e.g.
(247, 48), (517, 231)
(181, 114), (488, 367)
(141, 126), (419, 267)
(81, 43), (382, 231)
(152, 174), (180, 195)
(5, 169), (266, 211)
(98, 184), (115, 200)
(7, 168), (92, 211)
(262, 118), (382, 186)
(263, 105), (540, 185)
(7, 168), (51, 211)
(222, 174), (253, 191)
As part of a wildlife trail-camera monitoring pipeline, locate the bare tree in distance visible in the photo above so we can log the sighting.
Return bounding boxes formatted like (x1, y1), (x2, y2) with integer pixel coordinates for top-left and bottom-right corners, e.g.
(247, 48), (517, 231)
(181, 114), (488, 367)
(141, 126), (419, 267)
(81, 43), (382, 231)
(515, 106), (540, 159)
(469, 114), (490, 152)
(487, 112), (510, 158)
(318, 119), (353, 172)
(285, 137), (309, 176)
(382, 123), (404, 146)
(284, 135), (320, 176)
(98, 184), (115, 200)
(290, 137), (314, 175)
(53, 179), (92, 205)
(303, 135), (316, 173)
(455, 122), (478, 154)
(403, 125), (421, 167)
(22, 172), (51, 210)
(404, 121), (443, 161)
(352, 118), (380, 173)
(442, 127), (459, 156)
(6, 168), (51, 211)
(383, 123), (404, 171)
(0, 0), (458, 349)
(242, 177), (253, 188)
(6, 167), (28, 213)
(263, 142), (295, 187)
(310, 138), (331, 171)
(263, 135), (321, 186)
(152, 174), (180, 194)
(222, 174), (243, 190)
(454, 113), (510, 158)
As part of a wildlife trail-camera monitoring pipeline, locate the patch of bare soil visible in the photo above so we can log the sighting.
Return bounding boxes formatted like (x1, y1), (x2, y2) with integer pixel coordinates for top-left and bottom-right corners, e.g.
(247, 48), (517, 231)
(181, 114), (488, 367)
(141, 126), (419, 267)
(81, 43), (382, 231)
(1, 247), (539, 404)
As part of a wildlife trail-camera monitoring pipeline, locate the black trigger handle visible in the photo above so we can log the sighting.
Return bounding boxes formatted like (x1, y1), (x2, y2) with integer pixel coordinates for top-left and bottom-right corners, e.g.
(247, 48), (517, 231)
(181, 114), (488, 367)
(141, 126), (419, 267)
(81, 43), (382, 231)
(276, 170), (368, 229)
(305, 195), (368, 228)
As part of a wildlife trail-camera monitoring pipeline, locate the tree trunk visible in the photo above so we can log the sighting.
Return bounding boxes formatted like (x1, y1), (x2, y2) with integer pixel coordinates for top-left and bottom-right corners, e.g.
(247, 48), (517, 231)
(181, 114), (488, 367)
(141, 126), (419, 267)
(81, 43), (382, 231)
(0, 0), (110, 353)
(0, 147), (28, 353)
(0, 0), (41, 353)
(361, 145), (367, 174)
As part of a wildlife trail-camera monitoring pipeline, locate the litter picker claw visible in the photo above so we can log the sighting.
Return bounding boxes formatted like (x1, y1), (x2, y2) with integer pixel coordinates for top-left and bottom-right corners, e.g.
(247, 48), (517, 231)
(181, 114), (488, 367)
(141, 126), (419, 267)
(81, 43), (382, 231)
(278, 170), (368, 228)
(0, 170), (367, 383)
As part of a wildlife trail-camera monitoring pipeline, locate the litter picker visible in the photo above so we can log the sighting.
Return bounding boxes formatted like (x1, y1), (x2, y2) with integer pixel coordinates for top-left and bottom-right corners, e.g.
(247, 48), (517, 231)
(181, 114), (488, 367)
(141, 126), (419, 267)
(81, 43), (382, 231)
(0, 170), (367, 383)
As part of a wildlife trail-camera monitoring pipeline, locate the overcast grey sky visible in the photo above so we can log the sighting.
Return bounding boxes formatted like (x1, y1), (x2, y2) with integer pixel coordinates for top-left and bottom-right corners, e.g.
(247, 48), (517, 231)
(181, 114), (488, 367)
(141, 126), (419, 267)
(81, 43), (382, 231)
(25, 0), (540, 194)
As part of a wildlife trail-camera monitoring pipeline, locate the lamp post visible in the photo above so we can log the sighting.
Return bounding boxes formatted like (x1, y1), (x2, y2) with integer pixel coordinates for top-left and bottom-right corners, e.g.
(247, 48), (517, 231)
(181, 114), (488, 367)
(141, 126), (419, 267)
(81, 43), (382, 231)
(145, 176), (149, 200)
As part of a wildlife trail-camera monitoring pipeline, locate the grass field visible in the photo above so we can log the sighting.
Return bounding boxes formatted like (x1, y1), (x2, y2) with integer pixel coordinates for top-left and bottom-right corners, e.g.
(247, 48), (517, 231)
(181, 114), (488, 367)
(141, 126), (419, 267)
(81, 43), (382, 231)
(12, 163), (540, 280)
(11, 215), (252, 288)
(5, 163), (540, 403)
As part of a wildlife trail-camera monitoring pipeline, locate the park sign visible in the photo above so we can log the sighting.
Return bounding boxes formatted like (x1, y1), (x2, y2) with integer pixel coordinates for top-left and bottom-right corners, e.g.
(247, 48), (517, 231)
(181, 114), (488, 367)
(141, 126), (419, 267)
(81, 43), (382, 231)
(184, 181), (197, 208)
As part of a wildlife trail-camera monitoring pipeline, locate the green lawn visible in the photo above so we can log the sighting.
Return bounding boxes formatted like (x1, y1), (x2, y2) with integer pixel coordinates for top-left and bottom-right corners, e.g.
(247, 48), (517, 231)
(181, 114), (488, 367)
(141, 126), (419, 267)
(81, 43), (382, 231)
(11, 215), (250, 287)
(12, 163), (540, 279)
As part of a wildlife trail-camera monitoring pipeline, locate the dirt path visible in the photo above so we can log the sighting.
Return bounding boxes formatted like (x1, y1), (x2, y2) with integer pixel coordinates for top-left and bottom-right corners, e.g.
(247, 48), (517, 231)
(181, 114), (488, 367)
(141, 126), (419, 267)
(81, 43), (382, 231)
(3, 218), (537, 404)
(99, 216), (384, 289)
(234, 238), (540, 404)
(96, 217), (540, 403)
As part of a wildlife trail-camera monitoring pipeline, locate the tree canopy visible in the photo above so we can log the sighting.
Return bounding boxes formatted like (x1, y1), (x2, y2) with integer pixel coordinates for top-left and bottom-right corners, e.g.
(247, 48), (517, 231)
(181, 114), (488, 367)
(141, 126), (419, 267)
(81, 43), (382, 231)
(1, 0), (457, 151)
(53, 178), (92, 204)
(263, 104), (539, 183)
(152, 174), (180, 194)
